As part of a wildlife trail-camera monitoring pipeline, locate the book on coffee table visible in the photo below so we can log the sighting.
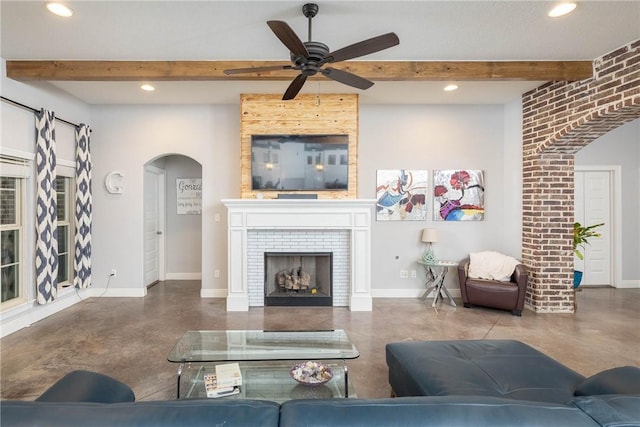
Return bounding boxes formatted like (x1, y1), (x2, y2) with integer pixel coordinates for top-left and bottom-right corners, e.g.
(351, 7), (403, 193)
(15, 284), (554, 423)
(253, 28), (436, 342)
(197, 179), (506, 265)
(204, 373), (240, 398)
(215, 362), (243, 388)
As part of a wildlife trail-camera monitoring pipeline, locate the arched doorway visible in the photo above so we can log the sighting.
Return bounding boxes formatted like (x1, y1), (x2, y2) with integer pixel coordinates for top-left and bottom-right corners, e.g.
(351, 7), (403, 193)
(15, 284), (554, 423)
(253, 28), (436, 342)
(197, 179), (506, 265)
(144, 154), (203, 288)
(522, 40), (640, 313)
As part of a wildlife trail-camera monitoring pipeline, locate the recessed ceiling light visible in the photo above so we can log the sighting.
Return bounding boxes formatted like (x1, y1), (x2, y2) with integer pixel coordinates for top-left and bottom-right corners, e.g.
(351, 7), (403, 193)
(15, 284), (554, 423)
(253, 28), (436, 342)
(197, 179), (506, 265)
(46, 2), (74, 17)
(444, 84), (459, 92)
(548, 2), (577, 18)
(141, 84), (155, 92)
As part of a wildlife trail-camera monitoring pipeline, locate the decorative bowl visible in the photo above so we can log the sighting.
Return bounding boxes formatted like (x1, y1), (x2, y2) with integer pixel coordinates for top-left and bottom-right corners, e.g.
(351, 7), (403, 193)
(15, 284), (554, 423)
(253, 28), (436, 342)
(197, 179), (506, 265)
(290, 361), (333, 386)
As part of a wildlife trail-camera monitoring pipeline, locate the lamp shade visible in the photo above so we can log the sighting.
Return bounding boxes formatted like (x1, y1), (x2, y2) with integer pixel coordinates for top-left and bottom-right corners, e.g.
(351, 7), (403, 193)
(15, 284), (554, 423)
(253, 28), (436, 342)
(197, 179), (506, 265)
(421, 228), (438, 243)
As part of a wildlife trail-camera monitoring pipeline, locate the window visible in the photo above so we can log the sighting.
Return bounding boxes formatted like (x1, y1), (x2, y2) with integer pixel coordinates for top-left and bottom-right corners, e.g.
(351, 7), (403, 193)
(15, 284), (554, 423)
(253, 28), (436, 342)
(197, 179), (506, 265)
(56, 176), (74, 288)
(1, 156), (74, 306)
(1, 177), (22, 303)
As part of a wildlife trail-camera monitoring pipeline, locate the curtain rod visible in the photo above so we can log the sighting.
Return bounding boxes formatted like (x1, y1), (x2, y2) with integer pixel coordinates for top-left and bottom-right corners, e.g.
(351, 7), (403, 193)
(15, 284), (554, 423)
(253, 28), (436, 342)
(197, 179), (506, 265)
(1, 95), (87, 130)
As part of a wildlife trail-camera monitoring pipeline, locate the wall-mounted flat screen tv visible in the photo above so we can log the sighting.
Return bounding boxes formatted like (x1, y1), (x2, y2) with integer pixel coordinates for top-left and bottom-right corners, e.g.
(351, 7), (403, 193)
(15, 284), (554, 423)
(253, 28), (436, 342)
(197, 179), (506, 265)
(251, 134), (349, 191)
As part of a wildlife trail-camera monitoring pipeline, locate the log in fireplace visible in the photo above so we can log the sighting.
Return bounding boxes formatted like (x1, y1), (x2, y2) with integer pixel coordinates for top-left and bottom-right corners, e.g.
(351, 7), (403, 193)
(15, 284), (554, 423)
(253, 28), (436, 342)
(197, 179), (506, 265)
(264, 252), (333, 306)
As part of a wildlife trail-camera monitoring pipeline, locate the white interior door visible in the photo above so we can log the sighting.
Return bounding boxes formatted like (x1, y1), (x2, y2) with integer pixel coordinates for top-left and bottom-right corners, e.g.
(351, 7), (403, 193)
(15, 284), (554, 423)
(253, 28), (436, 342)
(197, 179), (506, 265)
(144, 166), (165, 286)
(574, 170), (612, 286)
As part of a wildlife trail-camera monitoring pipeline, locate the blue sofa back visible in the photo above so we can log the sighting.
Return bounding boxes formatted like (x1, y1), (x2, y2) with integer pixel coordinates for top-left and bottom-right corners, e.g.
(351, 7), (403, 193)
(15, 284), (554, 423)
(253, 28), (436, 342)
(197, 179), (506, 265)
(1, 399), (281, 427)
(3, 396), (640, 426)
(280, 396), (604, 427)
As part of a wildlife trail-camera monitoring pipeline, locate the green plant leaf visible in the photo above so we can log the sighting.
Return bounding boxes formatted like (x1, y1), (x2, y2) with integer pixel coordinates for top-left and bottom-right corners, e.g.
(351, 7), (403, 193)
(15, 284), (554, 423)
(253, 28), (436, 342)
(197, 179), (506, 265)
(573, 222), (604, 259)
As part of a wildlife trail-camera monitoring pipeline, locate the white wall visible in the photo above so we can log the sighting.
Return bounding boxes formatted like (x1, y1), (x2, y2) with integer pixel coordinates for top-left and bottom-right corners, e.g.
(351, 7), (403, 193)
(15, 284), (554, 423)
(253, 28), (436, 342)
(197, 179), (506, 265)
(575, 118), (640, 283)
(89, 105), (238, 298)
(86, 102), (524, 301)
(359, 103), (522, 296)
(502, 99), (524, 257)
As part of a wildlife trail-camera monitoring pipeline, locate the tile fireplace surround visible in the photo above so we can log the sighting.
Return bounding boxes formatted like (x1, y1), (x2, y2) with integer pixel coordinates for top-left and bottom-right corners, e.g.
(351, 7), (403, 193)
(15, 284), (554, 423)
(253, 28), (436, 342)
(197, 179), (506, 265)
(221, 199), (375, 311)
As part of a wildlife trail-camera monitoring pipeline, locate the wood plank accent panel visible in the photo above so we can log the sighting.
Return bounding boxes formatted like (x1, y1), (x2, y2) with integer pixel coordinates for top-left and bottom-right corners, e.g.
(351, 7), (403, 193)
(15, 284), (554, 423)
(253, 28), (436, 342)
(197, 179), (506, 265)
(240, 94), (358, 199)
(6, 60), (593, 82)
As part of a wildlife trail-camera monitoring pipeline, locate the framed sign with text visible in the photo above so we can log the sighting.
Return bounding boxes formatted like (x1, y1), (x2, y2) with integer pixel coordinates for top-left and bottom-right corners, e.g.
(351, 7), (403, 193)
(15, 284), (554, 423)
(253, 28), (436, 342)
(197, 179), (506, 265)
(177, 178), (202, 215)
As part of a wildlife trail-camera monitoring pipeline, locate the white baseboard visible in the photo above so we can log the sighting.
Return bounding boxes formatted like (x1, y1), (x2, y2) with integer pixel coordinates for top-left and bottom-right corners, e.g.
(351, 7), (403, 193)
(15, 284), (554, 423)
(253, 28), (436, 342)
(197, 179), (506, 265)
(372, 288), (462, 299)
(200, 288), (228, 298)
(349, 295), (373, 311)
(618, 279), (640, 289)
(165, 273), (202, 280)
(88, 287), (147, 298)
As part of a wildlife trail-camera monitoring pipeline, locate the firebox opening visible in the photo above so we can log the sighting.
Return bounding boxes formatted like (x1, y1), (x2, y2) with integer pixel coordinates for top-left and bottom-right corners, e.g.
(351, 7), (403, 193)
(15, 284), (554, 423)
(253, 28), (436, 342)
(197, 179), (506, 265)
(264, 252), (333, 306)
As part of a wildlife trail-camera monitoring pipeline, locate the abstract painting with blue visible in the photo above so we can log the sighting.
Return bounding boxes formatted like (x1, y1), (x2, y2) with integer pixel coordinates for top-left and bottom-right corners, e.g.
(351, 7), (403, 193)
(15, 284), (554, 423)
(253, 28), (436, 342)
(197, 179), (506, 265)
(433, 170), (485, 221)
(376, 169), (428, 221)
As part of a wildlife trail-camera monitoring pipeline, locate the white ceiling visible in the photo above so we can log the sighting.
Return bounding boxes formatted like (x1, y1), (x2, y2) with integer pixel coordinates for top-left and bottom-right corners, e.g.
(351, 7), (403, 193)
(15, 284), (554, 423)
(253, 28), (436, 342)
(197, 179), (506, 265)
(2, 1), (639, 105)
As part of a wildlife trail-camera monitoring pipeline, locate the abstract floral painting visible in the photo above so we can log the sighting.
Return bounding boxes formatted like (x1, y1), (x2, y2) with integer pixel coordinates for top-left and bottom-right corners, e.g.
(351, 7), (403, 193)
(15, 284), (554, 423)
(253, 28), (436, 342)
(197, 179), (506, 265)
(433, 170), (485, 221)
(376, 169), (428, 221)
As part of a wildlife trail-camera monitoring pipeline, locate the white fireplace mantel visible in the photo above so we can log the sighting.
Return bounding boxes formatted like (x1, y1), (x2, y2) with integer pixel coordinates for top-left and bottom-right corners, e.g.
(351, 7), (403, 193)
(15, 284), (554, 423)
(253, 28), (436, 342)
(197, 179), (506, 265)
(221, 199), (375, 312)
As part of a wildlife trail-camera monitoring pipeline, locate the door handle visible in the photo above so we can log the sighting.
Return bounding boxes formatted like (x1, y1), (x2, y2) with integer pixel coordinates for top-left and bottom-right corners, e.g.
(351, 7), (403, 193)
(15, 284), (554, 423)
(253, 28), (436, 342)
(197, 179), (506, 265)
(156, 231), (163, 235)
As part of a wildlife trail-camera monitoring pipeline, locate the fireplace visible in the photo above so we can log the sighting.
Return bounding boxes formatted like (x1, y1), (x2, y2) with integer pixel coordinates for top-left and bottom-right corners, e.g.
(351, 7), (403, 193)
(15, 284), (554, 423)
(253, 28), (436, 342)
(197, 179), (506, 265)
(221, 199), (374, 311)
(264, 252), (333, 306)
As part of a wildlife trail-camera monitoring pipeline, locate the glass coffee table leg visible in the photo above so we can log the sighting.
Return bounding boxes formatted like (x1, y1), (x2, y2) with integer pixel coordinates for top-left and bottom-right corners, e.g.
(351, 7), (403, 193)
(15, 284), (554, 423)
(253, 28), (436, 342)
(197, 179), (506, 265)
(344, 362), (348, 398)
(177, 361), (184, 399)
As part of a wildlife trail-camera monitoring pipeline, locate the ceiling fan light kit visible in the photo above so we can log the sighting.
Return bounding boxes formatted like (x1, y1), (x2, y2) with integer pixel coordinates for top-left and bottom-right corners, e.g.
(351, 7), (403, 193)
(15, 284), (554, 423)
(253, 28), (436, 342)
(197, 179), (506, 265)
(224, 3), (399, 100)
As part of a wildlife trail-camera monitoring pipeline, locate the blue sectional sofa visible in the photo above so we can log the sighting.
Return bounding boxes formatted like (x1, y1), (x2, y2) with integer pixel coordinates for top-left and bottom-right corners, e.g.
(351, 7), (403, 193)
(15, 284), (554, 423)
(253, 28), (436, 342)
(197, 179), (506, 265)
(2, 340), (640, 426)
(387, 339), (592, 401)
(6, 395), (639, 427)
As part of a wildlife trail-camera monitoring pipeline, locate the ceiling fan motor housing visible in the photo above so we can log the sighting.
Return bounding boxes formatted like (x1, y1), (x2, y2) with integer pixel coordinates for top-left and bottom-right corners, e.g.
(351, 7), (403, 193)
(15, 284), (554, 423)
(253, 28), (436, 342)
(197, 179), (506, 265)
(291, 41), (329, 76)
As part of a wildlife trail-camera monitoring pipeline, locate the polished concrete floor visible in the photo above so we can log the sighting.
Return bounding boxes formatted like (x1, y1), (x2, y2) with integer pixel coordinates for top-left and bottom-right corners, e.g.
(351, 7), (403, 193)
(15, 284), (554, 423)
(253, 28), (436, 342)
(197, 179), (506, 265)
(1, 281), (639, 401)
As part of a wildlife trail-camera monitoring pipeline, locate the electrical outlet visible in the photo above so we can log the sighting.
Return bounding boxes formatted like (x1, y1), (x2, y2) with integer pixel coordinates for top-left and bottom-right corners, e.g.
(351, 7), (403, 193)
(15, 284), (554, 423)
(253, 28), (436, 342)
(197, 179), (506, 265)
(400, 270), (408, 279)
(214, 213), (221, 222)
(410, 270), (417, 278)
(110, 269), (117, 277)
(214, 270), (220, 278)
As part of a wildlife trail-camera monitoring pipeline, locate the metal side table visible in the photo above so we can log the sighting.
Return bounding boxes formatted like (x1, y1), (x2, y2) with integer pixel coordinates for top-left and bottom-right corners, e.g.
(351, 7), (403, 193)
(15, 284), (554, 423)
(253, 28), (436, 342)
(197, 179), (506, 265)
(418, 259), (458, 307)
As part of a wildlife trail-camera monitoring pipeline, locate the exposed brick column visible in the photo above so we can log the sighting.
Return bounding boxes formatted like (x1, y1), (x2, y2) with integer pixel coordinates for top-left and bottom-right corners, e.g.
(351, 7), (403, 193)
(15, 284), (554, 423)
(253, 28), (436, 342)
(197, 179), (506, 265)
(522, 40), (640, 313)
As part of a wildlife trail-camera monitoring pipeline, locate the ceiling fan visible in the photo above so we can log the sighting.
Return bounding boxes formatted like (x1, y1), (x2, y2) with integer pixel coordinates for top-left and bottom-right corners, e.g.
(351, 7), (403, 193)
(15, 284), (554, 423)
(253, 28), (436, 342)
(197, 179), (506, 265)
(223, 3), (399, 100)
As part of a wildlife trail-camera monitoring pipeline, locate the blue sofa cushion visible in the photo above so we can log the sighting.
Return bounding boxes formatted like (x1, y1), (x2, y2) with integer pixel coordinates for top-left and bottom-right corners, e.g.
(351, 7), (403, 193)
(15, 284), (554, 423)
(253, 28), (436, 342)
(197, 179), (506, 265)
(386, 339), (585, 403)
(1, 399), (281, 427)
(572, 395), (640, 427)
(280, 396), (601, 427)
(35, 370), (135, 403)
(574, 367), (640, 396)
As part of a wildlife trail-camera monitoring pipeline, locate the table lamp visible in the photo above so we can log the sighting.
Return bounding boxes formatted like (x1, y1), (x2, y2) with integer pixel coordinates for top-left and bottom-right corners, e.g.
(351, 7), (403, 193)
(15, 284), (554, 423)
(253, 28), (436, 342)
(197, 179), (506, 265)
(421, 228), (438, 263)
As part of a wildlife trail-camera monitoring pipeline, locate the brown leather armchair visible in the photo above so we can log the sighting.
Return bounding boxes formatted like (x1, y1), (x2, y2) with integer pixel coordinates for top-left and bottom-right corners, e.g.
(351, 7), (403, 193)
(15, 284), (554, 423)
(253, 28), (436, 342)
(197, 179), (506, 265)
(457, 257), (528, 316)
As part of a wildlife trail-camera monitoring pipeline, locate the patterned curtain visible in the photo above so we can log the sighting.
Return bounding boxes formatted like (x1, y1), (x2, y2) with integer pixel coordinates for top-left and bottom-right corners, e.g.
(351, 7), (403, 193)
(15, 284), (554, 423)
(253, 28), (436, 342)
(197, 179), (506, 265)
(74, 124), (92, 289)
(35, 109), (58, 304)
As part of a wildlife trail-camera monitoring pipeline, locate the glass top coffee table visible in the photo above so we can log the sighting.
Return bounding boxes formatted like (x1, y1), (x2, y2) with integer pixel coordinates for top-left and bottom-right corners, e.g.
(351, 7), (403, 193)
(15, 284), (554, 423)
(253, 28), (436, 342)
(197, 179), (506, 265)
(167, 329), (359, 401)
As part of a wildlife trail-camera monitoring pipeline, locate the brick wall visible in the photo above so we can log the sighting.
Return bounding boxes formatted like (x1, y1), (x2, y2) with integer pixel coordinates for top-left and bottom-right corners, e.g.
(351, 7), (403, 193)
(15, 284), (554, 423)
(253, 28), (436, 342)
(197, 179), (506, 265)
(522, 39), (640, 312)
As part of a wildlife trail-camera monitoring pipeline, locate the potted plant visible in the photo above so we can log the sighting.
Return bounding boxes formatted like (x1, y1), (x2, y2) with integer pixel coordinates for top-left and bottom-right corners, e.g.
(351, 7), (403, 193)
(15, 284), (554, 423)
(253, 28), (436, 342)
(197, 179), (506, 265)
(573, 222), (604, 288)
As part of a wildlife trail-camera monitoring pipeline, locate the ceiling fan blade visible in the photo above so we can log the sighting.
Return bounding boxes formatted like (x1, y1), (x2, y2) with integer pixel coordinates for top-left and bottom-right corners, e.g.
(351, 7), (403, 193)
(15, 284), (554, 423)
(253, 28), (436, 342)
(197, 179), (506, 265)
(267, 20), (309, 59)
(320, 67), (374, 90)
(323, 32), (399, 64)
(282, 74), (307, 100)
(224, 65), (293, 75)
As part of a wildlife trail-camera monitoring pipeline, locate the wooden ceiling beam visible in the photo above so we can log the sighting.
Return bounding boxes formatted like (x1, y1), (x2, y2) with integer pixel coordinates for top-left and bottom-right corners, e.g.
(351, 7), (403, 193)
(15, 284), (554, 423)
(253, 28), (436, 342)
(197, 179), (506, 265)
(6, 60), (593, 82)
